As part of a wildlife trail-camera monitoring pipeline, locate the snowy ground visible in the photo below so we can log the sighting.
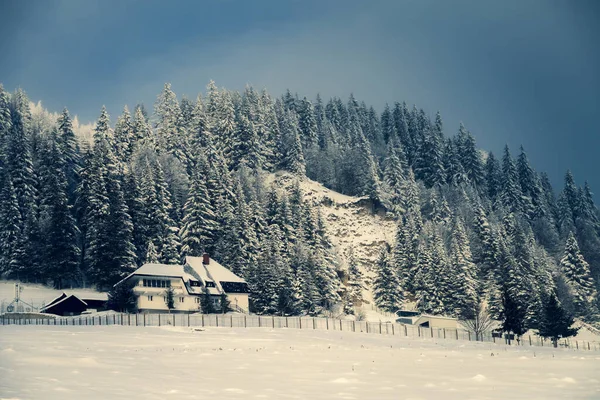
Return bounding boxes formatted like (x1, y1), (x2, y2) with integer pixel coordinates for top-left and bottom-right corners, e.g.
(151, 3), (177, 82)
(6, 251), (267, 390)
(1, 326), (599, 400)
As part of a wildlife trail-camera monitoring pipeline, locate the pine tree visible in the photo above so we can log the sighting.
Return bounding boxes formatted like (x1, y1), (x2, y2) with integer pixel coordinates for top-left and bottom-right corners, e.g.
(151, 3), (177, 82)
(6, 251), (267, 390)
(485, 152), (502, 200)
(457, 123), (484, 186)
(114, 106), (133, 162)
(373, 245), (403, 313)
(499, 145), (522, 212)
(0, 177), (23, 278)
(560, 232), (598, 317)
(145, 241), (159, 263)
(39, 132), (80, 288)
(447, 218), (478, 315)
(56, 108), (80, 204)
(499, 285), (527, 343)
(344, 248), (364, 314)
(180, 168), (217, 256)
(537, 293), (579, 347)
(84, 107), (136, 288)
(280, 110), (305, 175)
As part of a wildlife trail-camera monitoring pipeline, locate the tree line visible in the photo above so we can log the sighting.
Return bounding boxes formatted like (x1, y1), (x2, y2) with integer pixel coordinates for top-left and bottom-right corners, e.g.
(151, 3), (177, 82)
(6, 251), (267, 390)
(0, 82), (598, 324)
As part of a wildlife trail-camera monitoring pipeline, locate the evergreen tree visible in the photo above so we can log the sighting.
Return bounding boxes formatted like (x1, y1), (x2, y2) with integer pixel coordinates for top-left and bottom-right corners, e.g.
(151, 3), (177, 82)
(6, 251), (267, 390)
(106, 280), (138, 313)
(560, 232), (598, 318)
(485, 152), (502, 201)
(457, 123), (484, 186)
(56, 108), (80, 204)
(84, 107), (136, 288)
(499, 145), (522, 212)
(372, 244), (403, 312)
(280, 110), (305, 175)
(39, 132), (80, 288)
(201, 290), (216, 313)
(145, 241), (159, 263)
(499, 285), (527, 343)
(344, 249), (364, 314)
(0, 178), (23, 278)
(180, 168), (217, 256)
(538, 293), (579, 347)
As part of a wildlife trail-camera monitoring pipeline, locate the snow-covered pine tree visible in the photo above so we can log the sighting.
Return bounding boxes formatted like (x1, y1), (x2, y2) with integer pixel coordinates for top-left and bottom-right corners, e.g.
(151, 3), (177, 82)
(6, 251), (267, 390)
(180, 167), (217, 257)
(344, 248), (364, 314)
(456, 123), (484, 187)
(560, 232), (598, 318)
(38, 131), (80, 288)
(373, 244), (403, 313)
(114, 106), (133, 163)
(446, 217), (478, 316)
(0, 177), (23, 278)
(56, 108), (80, 204)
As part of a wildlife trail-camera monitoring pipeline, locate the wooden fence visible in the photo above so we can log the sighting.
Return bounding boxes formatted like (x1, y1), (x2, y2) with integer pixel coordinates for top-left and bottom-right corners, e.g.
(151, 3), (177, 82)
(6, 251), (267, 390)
(1, 313), (598, 351)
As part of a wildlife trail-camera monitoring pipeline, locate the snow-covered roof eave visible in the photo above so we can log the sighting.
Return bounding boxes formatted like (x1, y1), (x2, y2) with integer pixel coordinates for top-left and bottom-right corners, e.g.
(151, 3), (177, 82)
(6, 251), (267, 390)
(40, 294), (88, 312)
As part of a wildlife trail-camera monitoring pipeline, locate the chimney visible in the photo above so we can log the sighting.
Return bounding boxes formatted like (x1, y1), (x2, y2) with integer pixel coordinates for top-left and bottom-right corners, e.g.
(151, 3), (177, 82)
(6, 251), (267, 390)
(202, 253), (210, 265)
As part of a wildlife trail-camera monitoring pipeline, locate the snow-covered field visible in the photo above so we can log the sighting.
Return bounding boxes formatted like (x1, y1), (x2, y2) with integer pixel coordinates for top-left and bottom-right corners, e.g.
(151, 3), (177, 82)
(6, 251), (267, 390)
(1, 326), (599, 400)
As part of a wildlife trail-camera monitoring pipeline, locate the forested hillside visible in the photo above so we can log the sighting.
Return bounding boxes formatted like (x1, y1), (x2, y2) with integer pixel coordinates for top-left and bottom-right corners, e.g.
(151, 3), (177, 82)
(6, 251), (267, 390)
(0, 82), (598, 325)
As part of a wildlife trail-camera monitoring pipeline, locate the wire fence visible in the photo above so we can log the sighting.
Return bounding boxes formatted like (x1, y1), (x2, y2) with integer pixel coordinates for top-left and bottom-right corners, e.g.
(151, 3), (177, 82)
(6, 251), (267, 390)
(1, 312), (599, 351)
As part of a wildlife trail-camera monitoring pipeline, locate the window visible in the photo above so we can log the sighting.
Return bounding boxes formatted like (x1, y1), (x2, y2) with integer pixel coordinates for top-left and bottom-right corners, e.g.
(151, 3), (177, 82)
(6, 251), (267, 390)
(179, 297), (185, 303)
(143, 279), (172, 288)
(220, 282), (249, 293)
(147, 296), (153, 301)
(195, 297), (200, 304)
(205, 281), (215, 288)
(190, 280), (200, 287)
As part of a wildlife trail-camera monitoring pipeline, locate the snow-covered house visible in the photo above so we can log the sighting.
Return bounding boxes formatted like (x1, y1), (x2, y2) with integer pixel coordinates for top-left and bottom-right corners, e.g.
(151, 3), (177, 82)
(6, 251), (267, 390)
(116, 254), (249, 313)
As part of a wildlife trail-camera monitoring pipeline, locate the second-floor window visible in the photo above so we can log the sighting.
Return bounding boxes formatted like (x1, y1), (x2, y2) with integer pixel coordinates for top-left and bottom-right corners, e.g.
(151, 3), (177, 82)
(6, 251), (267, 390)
(179, 297), (185, 303)
(147, 296), (153, 301)
(142, 279), (171, 288)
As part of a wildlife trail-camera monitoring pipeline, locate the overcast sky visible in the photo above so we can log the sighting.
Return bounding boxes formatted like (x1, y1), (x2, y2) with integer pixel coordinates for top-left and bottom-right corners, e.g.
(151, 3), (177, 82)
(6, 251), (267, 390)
(1, 0), (599, 193)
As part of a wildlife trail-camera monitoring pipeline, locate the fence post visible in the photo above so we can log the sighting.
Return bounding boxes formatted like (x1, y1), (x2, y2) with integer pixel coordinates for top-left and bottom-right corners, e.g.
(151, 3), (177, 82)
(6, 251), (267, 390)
(158, 314), (161, 327)
(313, 318), (316, 330)
(352, 321), (355, 332)
(216, 315), (219, 327)
(588, 342), (591, 351)
(299, 318), (301, 329)
(201, 314), (204, 327)
(244, 315), (247, 328)
(430, 327), (433, 338)
(529, 335), (532, 346)
(443, 328), (446, 339)
(272, 316), (275, 329)
(576, 341), (578, 350)
(285, 316), (288, 328)
(366, 323), (369, 334)
(231, 315), (234, 328)
(143, 313), (146, 327)
(392, 324), (394, 335)
(455, 330), (458, 340)
(258, 316), (261, 328)
(339, 319), (342, 331)
(417, 326), (420, 337)
(188, 313), (190, 327)
(468, 331), (471, 341)
(379, 322), (382, 334)
(326, 318), (329, 330)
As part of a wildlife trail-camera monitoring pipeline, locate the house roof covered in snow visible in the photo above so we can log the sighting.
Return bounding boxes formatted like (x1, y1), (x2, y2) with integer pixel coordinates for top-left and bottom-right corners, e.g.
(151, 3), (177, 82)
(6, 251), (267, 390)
(117, 256), (248, 295)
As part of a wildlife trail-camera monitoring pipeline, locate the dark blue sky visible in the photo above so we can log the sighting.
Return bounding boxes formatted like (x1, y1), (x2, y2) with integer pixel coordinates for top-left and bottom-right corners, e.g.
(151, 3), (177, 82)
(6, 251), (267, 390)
(1, 0), (599, 194)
